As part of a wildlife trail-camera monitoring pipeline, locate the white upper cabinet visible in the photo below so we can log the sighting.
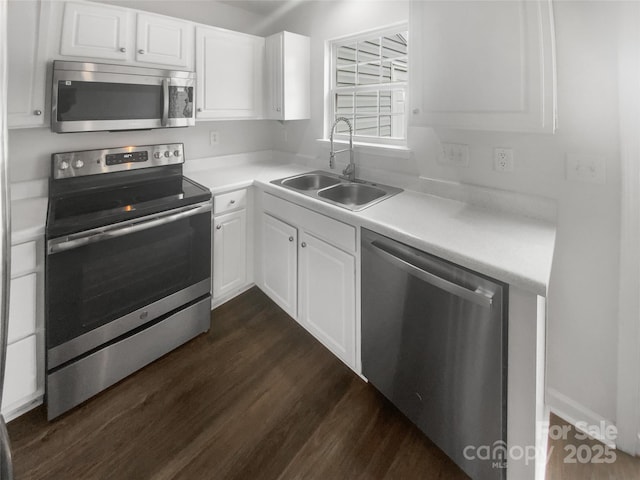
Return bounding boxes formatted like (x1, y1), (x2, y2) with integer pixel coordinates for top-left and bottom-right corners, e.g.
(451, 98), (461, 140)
(409, 0), (557, 133)
(265, 31), (310, 120)
(7, 0), (51, 128)
(135, 13), (193, 68)
(196, 26), (265, 119)
(58, 2), (194, 69)
(60, 2), (131, 61)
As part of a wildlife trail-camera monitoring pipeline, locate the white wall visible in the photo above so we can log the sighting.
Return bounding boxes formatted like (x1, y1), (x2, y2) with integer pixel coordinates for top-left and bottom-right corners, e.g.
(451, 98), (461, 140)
(264, 0), (627, 434)
(8, 121), (274, 182)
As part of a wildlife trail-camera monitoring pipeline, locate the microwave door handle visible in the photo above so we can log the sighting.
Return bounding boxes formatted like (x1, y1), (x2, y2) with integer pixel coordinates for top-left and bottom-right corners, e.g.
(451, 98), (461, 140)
(161, 78), (169, 126)
(47, 201), (212, 254)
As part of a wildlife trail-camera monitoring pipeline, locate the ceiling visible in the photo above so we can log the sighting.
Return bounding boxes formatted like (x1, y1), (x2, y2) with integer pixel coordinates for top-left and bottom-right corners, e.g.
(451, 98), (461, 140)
(219, 0), (297, 15)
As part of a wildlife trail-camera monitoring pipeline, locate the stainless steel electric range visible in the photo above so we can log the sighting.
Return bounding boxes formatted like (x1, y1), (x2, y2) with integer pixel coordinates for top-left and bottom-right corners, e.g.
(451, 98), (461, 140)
(45, 143), (212, 420)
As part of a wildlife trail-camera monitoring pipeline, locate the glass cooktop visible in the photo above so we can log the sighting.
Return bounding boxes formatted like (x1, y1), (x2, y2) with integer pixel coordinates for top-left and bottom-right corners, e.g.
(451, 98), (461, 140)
(47, 175), (211, 238)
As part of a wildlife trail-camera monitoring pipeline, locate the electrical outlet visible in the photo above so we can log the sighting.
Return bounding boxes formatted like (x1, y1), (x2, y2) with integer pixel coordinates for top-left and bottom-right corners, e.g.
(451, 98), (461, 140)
(210, 131), (219, 146)
(493, 148), (514, 172)
(566, 154), (606, 184)
(439, 143), (469, 167)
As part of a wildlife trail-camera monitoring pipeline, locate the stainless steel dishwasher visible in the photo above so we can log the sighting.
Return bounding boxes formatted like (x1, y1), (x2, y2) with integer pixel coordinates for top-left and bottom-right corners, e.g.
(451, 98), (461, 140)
(362, 228), (507, 480)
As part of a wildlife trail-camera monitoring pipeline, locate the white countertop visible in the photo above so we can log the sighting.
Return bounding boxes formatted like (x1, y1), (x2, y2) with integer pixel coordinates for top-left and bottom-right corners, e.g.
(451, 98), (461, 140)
(187, 161), (556, 296)
(10, 160), (556, 295)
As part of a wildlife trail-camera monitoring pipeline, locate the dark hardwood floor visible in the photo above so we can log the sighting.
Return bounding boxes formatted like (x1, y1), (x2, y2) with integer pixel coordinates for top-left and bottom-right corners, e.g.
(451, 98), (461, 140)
(8, 288), (467, 480)
(7, 287), (640, 479)
(546, 413), (640, 480)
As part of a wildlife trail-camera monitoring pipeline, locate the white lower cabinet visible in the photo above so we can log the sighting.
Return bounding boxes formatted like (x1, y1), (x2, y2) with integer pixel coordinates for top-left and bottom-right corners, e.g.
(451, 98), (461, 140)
(3, 336), (38, 411)
(212, 188), (251, 304)
(213, 209), (247, 298)
(259, 194), (357, 370)
(8, 273), (37, 344)
(2, 240), (43, 418)
(261, 214), (297, 318)
(298, 232), (356, 367)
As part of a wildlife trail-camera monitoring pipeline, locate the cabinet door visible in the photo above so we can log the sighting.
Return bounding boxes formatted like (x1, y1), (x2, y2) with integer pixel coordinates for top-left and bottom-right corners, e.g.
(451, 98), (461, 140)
(265, 32), (310, 120)
(7, 0), (51, 128)
(60, 2), (131, 61)
(281, 32), (310, 120)
(261, 214), (297, 318)
(213, 210), (247, 299)
(196, 26), (264, 119)
(8, 273), (37, 344)
(135, 12), (193, 68)
(2, 335), (38, 413)
(265, 33), (284, 120)
(409, 0), (556, 133)
(298, 231), (355, 368)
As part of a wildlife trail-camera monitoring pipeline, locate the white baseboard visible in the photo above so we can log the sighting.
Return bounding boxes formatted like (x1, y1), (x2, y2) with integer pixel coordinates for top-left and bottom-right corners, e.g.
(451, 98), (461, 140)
(546, 387), (617, 448)
(210, 283), (255, 310)
(4, 393), (43, 422)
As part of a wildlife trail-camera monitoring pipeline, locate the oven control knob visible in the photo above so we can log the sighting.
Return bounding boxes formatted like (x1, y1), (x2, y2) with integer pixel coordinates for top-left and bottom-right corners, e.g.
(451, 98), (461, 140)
(153, 152), (161, 159)
(59, 160), (70, 170)
(73, 159), (84, 169)
(164, 151), (171, 158)
(173, 150), (181, 157)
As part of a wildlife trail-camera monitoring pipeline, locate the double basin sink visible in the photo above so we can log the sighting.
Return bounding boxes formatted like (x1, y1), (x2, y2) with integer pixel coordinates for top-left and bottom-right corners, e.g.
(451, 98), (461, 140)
(271, 171), (403, 211)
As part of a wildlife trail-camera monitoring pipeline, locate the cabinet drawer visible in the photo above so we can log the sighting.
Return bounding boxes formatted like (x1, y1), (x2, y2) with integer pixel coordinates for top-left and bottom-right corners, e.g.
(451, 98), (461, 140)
(11, 241), (37, 277)
(263, 193), (356, 254)
(2, 335), (38, 410)
(8, 273), (37, 344)
(214, 189), (247, 215)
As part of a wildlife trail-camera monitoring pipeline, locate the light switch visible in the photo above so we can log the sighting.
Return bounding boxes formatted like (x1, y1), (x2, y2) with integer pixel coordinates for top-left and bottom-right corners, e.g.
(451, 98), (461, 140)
(439, 142), (469, 167)
(566, 154), (606, 184)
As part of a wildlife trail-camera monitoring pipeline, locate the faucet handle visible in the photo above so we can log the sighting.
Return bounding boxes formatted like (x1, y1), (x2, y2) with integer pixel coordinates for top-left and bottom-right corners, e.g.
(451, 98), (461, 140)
(342, 163), (356, 182)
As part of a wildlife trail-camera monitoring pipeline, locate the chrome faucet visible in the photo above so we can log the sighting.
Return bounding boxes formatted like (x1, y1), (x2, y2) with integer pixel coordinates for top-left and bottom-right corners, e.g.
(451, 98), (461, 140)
(329, 117), (356, 182)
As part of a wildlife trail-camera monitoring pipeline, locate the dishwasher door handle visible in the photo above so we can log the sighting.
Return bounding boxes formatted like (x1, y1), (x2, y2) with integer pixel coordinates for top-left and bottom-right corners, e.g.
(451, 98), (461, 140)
(369, 241), (494, 308)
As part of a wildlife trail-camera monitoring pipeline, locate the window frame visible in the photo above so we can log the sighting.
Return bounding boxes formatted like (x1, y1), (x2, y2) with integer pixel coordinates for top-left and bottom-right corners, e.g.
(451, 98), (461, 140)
(326, 22), (409, 148)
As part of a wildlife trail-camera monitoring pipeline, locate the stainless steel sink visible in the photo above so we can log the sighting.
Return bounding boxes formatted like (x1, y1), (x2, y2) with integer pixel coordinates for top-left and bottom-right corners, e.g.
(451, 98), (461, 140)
(318, 183), (386, 207)
(271, 171), (403, 211)
(281, 173), (341, 191)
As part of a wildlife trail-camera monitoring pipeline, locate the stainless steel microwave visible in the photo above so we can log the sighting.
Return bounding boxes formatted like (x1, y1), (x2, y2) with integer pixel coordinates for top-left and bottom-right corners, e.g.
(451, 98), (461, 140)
(51, 61), (196, 133)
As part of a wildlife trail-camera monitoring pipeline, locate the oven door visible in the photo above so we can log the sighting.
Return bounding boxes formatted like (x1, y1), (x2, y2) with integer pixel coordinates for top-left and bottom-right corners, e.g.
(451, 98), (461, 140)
(51, 64), (195, 133)
(46, 201), (211, 369)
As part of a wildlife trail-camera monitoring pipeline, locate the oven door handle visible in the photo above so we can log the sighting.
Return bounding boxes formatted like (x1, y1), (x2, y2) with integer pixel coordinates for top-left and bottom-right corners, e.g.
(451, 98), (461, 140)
(161, 78), (169, 127)
(48, 201), (212, 255)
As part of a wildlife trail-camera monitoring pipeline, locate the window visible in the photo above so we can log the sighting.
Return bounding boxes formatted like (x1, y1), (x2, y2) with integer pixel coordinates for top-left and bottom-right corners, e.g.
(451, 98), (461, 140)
(328, 25), (408, 146)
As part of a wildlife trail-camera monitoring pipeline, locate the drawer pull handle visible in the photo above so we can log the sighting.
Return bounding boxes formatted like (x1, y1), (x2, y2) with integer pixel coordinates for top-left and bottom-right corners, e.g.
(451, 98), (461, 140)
(301, 242), (307, 248)
(120, 47), (127, 53)
(230, 200), (236, 204)
(289, 236), (294, 242)
(216, 225), (222, 230)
